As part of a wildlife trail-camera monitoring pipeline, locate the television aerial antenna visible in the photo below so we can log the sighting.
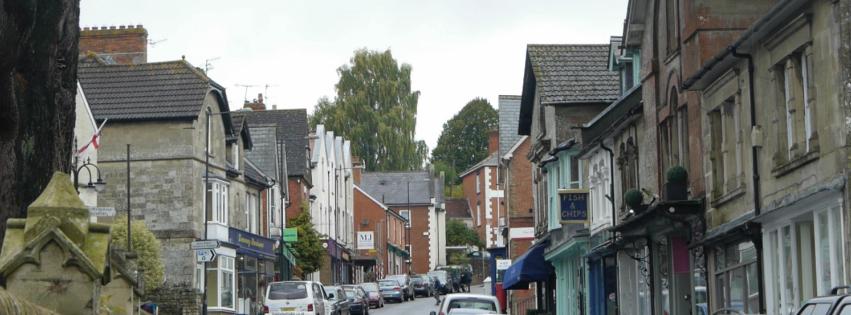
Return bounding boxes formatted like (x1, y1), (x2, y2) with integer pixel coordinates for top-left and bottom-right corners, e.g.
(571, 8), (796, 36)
(204, 57), (220, 73)
(235, 84), (260, 103)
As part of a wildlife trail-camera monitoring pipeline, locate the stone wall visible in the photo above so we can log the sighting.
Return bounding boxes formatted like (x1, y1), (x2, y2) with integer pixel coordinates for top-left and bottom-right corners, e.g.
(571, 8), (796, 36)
(147, 285), (202, 315)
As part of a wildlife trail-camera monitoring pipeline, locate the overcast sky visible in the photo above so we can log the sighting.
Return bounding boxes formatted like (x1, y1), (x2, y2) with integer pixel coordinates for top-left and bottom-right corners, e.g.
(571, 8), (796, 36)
(80, 0), (627, 151)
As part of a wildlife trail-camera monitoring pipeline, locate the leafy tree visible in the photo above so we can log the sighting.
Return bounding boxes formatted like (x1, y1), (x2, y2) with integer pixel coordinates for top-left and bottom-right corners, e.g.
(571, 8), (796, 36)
(448, 251), (471, 266)
(111, 216), (165, 292)
(445, 219), (483, 248)
(431, 98), (498, 184)
(287, 203), (324, 275)
(310, 49), (428, 171)
(0, 0), (80, 246)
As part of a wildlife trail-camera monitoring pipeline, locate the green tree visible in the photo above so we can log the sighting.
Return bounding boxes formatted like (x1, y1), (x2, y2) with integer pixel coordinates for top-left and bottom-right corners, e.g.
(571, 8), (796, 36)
(430, 98), (498, 185)
(287, 203), (324, 275)
(310, 49), (428, 171)
(445, 219), (483, 248)
(111, 217), (165, 292)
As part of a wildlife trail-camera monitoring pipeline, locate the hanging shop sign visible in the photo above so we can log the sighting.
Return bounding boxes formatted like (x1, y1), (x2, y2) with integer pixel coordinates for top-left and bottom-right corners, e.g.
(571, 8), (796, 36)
(559, 189), (589, 224)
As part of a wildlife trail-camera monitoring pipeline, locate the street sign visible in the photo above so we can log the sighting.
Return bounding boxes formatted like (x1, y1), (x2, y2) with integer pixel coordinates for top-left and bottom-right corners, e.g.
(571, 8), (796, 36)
(283, 228), (298, 243)
(196, 249), (216, 262)
(88, 206), (116, 217)
(496, 259), (512, 270)
(190, 240), (220, 250)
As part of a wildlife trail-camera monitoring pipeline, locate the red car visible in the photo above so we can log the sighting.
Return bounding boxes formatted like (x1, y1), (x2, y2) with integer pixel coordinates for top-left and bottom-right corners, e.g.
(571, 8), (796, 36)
(357, 282), (385, 308)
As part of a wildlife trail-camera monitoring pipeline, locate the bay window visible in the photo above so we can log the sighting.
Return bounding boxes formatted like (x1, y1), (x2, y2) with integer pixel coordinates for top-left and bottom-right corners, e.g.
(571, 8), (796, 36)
(206, 180), (229, 225)
(712, 241), (759, 313)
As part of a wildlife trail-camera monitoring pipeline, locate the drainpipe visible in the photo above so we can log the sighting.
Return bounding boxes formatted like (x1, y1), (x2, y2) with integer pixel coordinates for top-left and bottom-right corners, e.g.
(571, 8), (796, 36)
(731, 46), (765, 314)
(599, 143), (619, 314)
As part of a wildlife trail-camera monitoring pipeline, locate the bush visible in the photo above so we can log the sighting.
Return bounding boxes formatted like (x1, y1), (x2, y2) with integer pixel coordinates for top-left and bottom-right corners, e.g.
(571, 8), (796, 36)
(111, 216), (165, 293)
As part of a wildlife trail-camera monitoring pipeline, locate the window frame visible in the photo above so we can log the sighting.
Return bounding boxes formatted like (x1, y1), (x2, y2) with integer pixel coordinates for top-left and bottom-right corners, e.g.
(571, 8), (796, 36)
(207, 255), (236, 310)
(205, 179), (230, 225)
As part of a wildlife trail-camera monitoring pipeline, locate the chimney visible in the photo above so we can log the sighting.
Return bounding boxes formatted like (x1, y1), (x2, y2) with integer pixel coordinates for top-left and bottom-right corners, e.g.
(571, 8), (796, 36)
(79, 25), (148, 64)
(487, 130), (499, 155)
(244, 93), (267, 111)
(352, 157), (364, 186)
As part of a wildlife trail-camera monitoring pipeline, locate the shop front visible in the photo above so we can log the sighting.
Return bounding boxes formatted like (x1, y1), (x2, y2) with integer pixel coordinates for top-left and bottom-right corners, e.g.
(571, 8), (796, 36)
(586, 230), (618, 315)
(229, 228), (277, 315)
(544, 228), (588, 315)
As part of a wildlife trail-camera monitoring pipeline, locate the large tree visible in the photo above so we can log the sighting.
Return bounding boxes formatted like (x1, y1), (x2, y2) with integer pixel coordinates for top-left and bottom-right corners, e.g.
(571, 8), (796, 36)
(431, 98), (498, 184)
(0, 0), (80, 244)
(310, 49), (428, 171)
(287, 204), (325, 276)
(445, 219), (483, 248)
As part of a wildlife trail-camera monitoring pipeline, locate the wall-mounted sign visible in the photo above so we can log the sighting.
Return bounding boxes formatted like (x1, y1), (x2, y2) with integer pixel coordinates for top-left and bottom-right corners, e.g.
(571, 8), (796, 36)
(88, 206), (116, 217)
(559, 189), (589, 224)
(509, 227), (535, 239)
(496, 259), (512, 270)
(228, 228), (274, 254)
(283, 227), (298, 243)
(357, 231), (375, 250)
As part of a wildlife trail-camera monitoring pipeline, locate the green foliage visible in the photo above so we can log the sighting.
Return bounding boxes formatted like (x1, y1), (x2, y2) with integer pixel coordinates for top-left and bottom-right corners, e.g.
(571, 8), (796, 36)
(310, 49), (428, 171)
(448, 251), (471, 265)
(430, 98), (498, 184)
(287, 203), (324, 275)
(445, 219), (483, 248)
(666, 165), (688, 184)
(110, 216), (165, 293)
(624, 189), (644, 210)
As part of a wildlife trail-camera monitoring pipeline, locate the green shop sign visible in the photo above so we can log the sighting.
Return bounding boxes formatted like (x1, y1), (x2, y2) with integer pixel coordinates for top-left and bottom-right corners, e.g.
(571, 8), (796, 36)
(283, 227), (298, 243)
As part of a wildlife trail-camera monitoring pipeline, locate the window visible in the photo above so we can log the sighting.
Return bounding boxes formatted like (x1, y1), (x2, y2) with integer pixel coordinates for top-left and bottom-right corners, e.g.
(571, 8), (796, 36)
(206, 180), (229, 224)
(676, 107), (689, 171)
(709, 97), (744, 199)
(195, 260), (204, 291)
(476, 174), (481, 195)
(232, 145), (239, 170)
(617, 137), (639, 211)
(589, 153), (612, 228)
(765, 204), (845, 315)
(774, 47), (816, 161)
(568, 155), (581, 189)
(246, 193), (259, 234)
(623, 60), (634, 93)
(713, 241), (759, 313)
(206, 108), (212, 154)
(665, 0), (679, 54)
(399, 210), (410, 224)
(207, 256), (235, 309)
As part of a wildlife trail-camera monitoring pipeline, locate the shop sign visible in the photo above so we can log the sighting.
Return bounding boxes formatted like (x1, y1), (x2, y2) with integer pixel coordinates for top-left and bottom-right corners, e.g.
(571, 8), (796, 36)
(496, 259), (512, 270)
(228, 228), (274, 253)
(509, 227), (535, 239)
(559, 189), (589, 224)
(357, 231), (375, 250)
(283, 228), (298, 243)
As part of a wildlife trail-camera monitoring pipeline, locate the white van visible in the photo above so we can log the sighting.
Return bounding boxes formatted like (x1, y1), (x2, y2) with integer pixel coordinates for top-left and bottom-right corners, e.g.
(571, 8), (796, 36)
(264, 281), (327, 315)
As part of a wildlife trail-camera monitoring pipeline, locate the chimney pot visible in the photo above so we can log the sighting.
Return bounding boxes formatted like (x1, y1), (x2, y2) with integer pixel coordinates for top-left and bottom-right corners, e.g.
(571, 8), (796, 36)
(258, 93), (264, 104)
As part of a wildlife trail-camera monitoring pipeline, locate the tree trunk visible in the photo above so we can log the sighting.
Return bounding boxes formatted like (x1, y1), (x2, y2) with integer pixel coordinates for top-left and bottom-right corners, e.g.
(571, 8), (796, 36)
(0, 0), (80, 245)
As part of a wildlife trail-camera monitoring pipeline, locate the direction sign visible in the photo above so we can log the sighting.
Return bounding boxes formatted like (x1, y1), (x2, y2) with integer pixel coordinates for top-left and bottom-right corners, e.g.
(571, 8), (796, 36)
(196, 249), (216, 262)
(88, 206), (116, 217)
(191, 240), (220, 250)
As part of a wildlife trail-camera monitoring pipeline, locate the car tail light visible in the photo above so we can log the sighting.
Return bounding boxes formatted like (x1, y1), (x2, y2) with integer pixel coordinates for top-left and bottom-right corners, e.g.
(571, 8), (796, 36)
(394, 287), (401, 291)
(262, 305), (269, 314)
(307, 303), (314, 312)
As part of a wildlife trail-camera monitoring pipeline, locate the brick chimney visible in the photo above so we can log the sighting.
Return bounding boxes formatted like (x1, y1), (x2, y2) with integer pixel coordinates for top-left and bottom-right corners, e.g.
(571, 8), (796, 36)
(487, 130), (499, 155)
(244, 93), (266, 111)
(79, 25), (148, 64)
(352, 157), (364, 186)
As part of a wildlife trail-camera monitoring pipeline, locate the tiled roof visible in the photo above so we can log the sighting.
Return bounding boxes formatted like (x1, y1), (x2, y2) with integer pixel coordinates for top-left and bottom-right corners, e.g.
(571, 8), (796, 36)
(526, 44), (619, 105)
(237, 109), (309, 177)
(459, 152), (498, 178)
(359, 171), (435, 205)
(445, 198), (471, 219)
(498, 95), (522, 158)
(244, 159), (269, 187)
(78, 60), (224, 121)
(240, 122), (281, 182)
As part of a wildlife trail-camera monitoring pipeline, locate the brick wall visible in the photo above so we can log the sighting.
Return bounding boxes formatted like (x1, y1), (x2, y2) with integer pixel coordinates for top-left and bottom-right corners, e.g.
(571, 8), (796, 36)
(286, 178), (306, 221)
(389, 205), (431, 274)
(354, 188), (386, 276)
(79, 25), (147, 65)
(507, 138), (533, 219)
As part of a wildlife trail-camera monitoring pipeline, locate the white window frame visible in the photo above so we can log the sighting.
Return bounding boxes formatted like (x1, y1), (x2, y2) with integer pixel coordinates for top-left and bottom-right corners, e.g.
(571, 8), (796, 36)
(208, 255), (236, 310)
(205, 179), (230, 225)
(195, 260), (205, 291)
(232, 144), (239, 170)
(399, 210), (410, 225)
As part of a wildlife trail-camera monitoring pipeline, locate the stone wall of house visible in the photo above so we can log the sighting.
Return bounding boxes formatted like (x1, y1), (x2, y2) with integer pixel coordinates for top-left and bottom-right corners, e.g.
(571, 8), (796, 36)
(147, 285), (202, 315)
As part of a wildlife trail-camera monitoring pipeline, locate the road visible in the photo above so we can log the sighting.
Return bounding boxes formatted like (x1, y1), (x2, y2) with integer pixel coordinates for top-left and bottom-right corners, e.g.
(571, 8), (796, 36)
(370, 284), (489, 315)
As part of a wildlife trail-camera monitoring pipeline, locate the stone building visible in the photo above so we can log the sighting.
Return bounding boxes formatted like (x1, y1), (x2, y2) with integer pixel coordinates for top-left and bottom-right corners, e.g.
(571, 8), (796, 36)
(359, 171), (446, 274)
(683, 0), (850, 313)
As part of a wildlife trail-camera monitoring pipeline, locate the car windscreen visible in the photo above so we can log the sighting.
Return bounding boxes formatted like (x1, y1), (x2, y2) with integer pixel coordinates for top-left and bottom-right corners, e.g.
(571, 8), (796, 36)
(360, 283), (379, 292)
(447, 298), (497, 312)
(379, 281), (397, 288)
(428, 271), (448, 282)
(344, 289), (357, 298)
(269, 282), (308, 300)
(412, 278), (423, 284)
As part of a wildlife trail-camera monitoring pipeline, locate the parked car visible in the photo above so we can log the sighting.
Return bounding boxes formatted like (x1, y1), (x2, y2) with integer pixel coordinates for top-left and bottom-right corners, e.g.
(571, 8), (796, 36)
(378, 279), (404, 303)
(264, 281), (327, 315)
(342, 285), (370, 315)
(322, 285), (350, 315)
(793, 286), (851, 315)
(358, 282), (384, 308)
(384, 274), (415, 301)
(412, 274), (434, 297)
(428, 270), (451, 295)
(431, 294), (502, 315)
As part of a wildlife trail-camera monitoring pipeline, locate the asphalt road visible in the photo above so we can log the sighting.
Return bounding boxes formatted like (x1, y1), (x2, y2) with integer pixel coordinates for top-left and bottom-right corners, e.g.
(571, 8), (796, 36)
(370, 285), (488, 315)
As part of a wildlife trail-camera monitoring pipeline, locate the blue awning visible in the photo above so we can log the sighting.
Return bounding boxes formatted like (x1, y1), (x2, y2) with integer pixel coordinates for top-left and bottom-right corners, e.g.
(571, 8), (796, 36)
(503, 241), (552, 290)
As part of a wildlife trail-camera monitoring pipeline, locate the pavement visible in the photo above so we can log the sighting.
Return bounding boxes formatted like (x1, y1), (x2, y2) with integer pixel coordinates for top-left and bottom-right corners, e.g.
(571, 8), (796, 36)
(370, 284), (489, 315)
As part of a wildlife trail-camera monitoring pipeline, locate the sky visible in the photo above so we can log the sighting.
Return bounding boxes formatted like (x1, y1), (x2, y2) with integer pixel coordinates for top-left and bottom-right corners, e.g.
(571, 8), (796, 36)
(80, 0), (628, 151)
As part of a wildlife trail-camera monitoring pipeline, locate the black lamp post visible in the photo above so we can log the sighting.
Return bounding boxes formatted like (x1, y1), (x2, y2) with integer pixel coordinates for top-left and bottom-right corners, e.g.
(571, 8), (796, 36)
(71, 155), (106, 193)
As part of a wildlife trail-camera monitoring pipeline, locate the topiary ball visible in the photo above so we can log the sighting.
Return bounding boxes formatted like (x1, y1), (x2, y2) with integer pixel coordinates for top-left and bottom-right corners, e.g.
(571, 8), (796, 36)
(624, 189), (644, 210)
(666, 166), (688, 185)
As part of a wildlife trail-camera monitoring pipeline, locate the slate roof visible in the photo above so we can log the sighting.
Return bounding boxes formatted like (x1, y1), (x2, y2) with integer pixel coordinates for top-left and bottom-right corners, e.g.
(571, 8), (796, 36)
(359, 171), (435, 205)
(525, 44), (620, 105)
(459, 152), (499, 178)
(239, 122), (281, 182)
(78, 60), (230, 122)
(236, 109), (310, 177)
(498, 95), (522, 158)
(244, 159), (269, 187)
(445, 198), (472, 220)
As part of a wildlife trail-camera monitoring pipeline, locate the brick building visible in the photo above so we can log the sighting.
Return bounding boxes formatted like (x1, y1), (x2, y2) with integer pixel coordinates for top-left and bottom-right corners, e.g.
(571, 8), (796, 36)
(460, 131), (505, 249)
(353, 184), (410, 280)
(79, 25), (148, 65)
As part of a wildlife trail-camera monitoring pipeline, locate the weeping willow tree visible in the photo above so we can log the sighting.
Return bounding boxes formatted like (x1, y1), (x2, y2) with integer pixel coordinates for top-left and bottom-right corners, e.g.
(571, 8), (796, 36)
(310, 49), (428, 171)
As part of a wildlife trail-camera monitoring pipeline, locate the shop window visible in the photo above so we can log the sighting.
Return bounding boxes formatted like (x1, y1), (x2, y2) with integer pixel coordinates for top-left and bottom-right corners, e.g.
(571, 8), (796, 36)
(207, 256), (235, 310)
(765, 204), (845, 314)
(206, 180), (229, 225)
(712, 241), (759, 313)
(774, 46), (817, 163)
(709, 97), (744, 200)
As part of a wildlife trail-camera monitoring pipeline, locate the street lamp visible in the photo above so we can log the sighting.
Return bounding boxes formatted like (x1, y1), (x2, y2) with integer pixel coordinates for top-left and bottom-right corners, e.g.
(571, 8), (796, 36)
(71, 155), (106, 193)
